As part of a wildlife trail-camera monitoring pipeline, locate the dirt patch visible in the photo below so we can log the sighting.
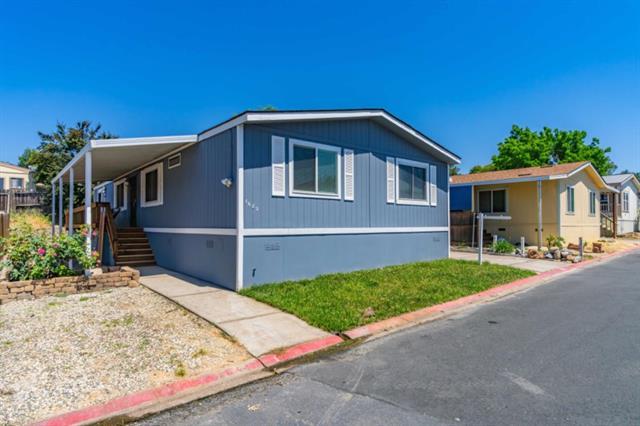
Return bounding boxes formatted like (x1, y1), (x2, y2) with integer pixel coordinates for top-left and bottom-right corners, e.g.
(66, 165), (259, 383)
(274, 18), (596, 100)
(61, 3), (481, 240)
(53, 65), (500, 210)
(0, 286), (251, 425)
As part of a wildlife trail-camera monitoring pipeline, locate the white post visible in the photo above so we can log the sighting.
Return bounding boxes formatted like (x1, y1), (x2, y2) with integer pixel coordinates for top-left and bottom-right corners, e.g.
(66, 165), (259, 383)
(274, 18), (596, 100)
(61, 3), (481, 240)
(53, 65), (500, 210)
(578, 237), (583, 259)
(51, 182), (56, 236)
(84, 150), (92, 256)
(520, 236), (526, 257)
(493, 234), (498, 247)
(537, 179), (543, 250)
(68, 167), (74, 235)
(235, 124), (245, 291)
(478, 213), (484, 264)
(58, 177), (63, 234)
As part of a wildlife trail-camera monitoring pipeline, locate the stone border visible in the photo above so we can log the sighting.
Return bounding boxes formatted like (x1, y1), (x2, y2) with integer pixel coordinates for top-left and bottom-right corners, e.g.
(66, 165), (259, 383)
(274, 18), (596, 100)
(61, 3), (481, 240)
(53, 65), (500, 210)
(0, 266), (140, 304)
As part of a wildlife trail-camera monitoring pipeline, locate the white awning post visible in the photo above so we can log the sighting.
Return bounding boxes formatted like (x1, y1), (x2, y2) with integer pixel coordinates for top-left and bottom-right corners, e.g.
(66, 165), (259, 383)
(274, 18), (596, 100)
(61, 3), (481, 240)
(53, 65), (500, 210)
(520, 236), (526, 257)
(537, 180), (543, 250)
(51, 182), (56, 236)
(68, 167), (74, 235)
(478, 213), (484, 264)
(58, 177), (63, 234)
(84, 150), (92, 256)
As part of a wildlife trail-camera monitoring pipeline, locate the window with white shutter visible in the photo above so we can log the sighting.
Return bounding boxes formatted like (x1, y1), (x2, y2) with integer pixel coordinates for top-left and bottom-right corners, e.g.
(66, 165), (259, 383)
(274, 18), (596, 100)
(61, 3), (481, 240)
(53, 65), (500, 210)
(430, 165), (437, 206)
(344, 149), (354, 201)
(271, 136), (286, 197)
(386, 157), (396, 203)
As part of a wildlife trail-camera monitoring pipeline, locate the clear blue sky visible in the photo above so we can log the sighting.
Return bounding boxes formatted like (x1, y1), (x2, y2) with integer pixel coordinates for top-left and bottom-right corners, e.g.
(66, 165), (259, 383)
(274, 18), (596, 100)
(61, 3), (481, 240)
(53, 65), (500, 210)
(1, 0), (638, 172)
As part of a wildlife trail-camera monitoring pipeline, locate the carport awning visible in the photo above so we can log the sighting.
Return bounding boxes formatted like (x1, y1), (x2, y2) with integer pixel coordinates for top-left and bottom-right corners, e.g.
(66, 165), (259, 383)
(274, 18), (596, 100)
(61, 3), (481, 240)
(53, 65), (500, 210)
(53, 135), (198, 183)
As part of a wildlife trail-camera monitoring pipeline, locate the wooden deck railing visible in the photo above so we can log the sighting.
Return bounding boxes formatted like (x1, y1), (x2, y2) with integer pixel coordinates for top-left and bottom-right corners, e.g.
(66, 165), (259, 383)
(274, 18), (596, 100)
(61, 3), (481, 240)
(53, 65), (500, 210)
(601, 213), (616, 238)
(65, 202), (118, 265)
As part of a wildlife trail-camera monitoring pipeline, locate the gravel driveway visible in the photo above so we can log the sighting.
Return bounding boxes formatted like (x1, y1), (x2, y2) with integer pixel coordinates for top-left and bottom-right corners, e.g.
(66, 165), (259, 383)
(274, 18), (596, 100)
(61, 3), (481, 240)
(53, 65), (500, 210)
(0, 286), (252, 425)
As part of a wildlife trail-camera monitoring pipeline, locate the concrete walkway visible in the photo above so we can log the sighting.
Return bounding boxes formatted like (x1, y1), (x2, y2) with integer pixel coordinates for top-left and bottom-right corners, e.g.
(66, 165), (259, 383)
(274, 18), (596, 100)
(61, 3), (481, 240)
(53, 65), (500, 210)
(450, 250), (563, 273)
(137, 266), (330, 357)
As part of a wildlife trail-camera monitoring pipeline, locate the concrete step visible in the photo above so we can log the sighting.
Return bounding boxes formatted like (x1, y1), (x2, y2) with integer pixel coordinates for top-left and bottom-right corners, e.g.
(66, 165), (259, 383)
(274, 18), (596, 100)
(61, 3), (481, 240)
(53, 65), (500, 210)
(116, 259), (156, 267)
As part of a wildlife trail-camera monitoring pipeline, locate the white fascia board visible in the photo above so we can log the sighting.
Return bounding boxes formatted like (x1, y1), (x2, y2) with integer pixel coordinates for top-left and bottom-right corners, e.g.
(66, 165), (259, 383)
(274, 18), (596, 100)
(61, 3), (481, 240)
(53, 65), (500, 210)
(91, 135), (197, 149)
(51, 144), (92, 184)
(93, 181), (112, 191)
(450, 175), (551, 187)
(198, 111), (461, 165)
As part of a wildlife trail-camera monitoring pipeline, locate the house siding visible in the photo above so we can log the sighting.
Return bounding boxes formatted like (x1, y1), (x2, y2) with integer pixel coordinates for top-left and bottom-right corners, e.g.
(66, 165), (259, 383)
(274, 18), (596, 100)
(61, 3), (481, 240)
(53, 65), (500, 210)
(558, 169), (601, 244)
(242, 121), (449, 229)
(243, 231), (448, 287)
(617, 181), (639, 234)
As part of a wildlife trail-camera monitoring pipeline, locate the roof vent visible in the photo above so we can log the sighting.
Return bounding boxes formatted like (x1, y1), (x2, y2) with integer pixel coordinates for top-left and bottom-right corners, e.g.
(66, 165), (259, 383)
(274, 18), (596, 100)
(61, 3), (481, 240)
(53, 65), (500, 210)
(540, 164), (554, 168)
(518, 173), (532, 176)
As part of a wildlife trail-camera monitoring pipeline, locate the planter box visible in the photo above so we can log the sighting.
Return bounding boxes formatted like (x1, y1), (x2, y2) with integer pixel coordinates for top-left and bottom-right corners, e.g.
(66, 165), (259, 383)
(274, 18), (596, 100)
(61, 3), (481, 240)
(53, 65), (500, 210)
(0, 266), (140, 305)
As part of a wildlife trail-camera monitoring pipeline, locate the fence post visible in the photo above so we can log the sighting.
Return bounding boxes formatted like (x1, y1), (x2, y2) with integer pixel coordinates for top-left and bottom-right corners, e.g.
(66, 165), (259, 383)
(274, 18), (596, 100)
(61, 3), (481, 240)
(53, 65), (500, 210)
(520, 236), (526, 257)
(579, 237), (583, 259)
(478, 213), (484, 264)
(0, 212), (9, 238)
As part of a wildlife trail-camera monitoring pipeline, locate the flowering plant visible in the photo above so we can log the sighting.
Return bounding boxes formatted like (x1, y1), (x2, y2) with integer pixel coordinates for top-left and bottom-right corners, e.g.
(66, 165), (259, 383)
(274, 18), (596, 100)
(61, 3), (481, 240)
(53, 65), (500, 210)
(0, 222), (97, 281)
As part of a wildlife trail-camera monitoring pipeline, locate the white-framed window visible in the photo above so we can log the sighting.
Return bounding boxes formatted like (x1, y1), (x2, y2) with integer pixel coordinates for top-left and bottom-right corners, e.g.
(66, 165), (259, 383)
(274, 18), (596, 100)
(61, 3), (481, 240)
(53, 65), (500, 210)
(589, 190), (597, 216)
(566, 186), (575, 214)
(168, 153), (182, 169)
(600, 193), (610, 213)
(478, 189), (507, 214)
(113, 179), (128, 211)
(622, 191), (630, 213)
(9, 178), (23, 189)
(288, 139), (341, 199)
(140, 162), (163, 207)
(396, 158), (429, 205)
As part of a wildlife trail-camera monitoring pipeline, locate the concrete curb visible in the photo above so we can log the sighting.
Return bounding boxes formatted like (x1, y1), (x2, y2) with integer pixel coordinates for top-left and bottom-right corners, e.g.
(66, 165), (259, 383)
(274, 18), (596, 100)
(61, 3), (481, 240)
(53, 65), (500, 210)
(32, 335), (344, 426)
(344, 246), (640, 340)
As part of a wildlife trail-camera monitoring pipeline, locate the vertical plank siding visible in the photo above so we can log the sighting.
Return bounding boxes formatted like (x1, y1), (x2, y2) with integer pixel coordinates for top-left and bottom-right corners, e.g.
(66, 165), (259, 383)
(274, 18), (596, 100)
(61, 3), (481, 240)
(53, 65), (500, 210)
(243, 120), (449, 229)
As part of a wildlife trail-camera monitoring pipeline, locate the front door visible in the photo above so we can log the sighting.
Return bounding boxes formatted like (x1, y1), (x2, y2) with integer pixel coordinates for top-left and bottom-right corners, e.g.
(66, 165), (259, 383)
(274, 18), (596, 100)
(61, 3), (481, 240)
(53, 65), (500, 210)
(128, 176), (138, 227)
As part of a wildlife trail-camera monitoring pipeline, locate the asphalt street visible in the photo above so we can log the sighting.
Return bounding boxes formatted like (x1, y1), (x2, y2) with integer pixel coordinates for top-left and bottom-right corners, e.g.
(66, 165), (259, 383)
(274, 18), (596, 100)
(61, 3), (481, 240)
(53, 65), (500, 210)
(137, 251), (640, 425)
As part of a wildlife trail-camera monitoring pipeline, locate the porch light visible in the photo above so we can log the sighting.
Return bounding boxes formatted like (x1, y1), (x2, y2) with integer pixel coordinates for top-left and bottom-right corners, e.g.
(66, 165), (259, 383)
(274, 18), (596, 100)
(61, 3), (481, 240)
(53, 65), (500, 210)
(221, 178), (233, 188)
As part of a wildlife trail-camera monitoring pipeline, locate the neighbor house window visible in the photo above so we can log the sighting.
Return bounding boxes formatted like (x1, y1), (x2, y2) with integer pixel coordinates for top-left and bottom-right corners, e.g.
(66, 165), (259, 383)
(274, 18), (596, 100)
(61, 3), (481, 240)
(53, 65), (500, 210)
(622, 191), (630, 213)
(113, 180), (127, 211)
(567, 186), (575, 214)
(10, 178), (23, 189)
(289, 139), (341, 198)
(396, 159), (428, 205)
(168, 153), (182, 169)
(478, 189), (506, 214)
(141, 163), (163, 207)
(600, 193), (610, 213)
(589, 191), (597, 216)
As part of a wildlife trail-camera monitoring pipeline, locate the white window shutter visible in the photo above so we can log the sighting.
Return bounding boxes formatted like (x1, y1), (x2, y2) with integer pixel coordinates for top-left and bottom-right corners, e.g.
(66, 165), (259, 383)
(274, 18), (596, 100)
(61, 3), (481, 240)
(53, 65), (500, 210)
(430, 164), (437, 206)
(344, 149), (355, 201)
(386, 157), (396, 203)
(271, 136), (286, 197)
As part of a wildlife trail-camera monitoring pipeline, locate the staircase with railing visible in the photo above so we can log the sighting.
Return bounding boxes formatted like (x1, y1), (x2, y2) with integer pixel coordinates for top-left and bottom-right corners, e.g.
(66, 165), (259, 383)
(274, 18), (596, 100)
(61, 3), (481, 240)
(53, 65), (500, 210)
(600, 212), (616, 238)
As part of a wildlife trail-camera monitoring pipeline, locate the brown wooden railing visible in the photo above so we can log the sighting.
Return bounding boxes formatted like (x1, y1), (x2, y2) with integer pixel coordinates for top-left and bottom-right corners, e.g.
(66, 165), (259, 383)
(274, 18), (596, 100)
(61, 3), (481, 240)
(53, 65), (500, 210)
(65, 202), (118, 265)
(601, 213), (616, 238)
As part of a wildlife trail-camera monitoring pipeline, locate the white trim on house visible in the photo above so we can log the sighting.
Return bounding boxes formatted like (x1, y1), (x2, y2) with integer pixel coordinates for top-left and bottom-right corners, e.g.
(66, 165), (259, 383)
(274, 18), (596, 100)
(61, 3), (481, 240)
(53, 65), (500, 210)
(566, 185), (575, 214)
(235, 125), (245, 291)
(145, 227), (237, 236)
(142, 226), (450, 237)
(198, 110), (461, 165)
(395, 158), (430, 206)
(112, 179), (128, 211)
(140, 162), (164, 208)
(288, 138), (342, 200)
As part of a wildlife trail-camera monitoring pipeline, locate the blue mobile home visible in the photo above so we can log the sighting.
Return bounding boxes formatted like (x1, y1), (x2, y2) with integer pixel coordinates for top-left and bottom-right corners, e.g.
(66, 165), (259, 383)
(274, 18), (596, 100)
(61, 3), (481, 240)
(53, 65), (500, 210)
(78, 110), (460, 290)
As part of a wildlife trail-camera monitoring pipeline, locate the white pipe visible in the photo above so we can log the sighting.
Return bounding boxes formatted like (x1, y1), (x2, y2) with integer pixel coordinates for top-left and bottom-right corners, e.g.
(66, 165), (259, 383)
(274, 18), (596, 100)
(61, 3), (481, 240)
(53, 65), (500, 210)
(68, 167), (74, 235)
(537, 180), (543, 250)
(58, 177), (63, 234)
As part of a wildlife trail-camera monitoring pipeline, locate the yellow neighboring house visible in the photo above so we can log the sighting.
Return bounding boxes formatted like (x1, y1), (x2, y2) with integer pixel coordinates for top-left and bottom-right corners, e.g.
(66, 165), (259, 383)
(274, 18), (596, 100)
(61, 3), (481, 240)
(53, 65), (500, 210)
(0, 161), (31, 191)
(450, 162), (618, 246)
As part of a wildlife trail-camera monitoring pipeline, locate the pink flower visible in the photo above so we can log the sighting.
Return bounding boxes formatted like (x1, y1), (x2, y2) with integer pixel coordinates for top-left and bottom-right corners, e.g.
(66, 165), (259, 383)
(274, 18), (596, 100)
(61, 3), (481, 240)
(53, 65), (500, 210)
(37, 248), (46, 256)
(92, 250), (99, 258)
(52, 243), (60, 249)
(92, 230), (97, 237)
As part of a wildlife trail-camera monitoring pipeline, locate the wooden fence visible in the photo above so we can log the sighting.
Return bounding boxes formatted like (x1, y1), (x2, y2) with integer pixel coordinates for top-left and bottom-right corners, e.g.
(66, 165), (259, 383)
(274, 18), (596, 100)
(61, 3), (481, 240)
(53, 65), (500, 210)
(0, 190), (44, 213)
(0, 212), (9, 239)
(450, 211), (475, 244)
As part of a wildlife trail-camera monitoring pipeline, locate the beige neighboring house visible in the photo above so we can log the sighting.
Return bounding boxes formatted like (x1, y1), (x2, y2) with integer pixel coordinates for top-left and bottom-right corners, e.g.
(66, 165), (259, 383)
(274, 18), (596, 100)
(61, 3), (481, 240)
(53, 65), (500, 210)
(450, 161), (618, 246)
(0, 161), (31, 191)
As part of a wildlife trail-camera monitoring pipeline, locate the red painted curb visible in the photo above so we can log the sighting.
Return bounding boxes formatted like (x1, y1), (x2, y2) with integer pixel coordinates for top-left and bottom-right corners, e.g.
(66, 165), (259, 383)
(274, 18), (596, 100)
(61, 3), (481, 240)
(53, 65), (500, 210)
(344, 246), (640, 340)
(258, 334), (344, 367)
(33, 358), (265, 426)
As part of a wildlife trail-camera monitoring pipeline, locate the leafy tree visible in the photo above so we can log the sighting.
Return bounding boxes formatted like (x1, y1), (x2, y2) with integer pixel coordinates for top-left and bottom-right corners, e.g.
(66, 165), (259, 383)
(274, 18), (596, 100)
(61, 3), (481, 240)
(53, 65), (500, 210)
(449, 165), (461, 176)
(259, 105), (278, 111)
(489, 125), (616, 175)
(469, 164), (497, 174)
(19, 121), (116, 211)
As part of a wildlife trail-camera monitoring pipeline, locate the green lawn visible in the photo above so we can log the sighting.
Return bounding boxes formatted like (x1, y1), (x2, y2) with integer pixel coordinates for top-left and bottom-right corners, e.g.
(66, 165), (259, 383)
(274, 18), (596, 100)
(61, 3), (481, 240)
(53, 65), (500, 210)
(240, 259), (534, 332)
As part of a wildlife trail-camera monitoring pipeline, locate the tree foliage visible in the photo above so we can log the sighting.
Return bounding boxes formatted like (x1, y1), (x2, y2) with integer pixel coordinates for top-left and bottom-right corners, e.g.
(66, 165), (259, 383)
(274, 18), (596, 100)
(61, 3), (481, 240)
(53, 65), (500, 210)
(449, 165), (461, 176)
(469, 164), (497, 174)
(486, 125), (616, 175)
(19, 121), (116, 210)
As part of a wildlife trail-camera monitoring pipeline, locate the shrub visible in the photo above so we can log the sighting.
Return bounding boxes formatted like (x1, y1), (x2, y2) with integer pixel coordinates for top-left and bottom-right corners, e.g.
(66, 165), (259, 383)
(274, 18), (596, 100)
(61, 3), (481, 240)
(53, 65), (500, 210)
(545, 235), (565, 250)
(492, 239), (515, 254)
(0, 222), (97, 281)
(10, 210), (51, 232)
